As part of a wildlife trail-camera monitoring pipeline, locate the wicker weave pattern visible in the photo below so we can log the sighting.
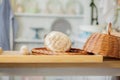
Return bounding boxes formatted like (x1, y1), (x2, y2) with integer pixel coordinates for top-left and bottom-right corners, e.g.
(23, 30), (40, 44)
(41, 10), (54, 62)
(83, 33), (120, 58)
(32, 48), (88, 55)
(83, 23), (120, 58)
(117, 37), (120, 57)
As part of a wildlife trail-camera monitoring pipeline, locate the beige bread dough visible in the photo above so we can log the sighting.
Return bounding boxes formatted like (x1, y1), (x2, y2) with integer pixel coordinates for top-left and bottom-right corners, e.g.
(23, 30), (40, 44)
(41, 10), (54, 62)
(44, 31), (71, 52)
(20, 45), (30, 55)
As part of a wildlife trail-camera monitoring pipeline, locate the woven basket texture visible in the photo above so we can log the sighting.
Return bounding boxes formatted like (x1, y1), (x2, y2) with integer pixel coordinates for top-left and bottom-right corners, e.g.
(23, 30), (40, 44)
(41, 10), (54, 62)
(83, 23), (120, 58)
(32, 48), (88, 55)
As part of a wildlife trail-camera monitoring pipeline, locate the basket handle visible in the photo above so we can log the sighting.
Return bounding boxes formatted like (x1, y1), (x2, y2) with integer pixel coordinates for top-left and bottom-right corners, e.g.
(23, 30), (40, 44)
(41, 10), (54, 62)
(108, 23), (112, 35)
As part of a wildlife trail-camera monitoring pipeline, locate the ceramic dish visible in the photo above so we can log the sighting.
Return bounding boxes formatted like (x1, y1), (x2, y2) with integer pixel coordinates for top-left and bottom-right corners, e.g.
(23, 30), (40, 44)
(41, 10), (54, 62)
(51, 18), (72, 36)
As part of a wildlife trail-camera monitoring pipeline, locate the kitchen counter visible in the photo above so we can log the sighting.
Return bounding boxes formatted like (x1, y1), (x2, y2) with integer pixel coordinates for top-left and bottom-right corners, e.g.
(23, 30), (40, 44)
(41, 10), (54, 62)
(0, 58), (119, 68)
(0, 52), (119, 76)
(0, 59), (120, 76)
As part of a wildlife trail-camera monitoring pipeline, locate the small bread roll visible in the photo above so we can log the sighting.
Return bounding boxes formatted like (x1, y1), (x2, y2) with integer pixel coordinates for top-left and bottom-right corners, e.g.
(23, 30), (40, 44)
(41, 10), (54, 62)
(44, 31), (71, 52)
(0, 47), (3, 54)
(20, 45), (29, 55)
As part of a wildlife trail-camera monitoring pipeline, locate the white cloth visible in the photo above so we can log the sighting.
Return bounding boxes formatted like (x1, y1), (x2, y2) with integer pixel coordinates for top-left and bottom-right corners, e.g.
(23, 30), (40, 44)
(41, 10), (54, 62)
(0, 0), (18, 50)
(99, 0), (117, 24)
(0, 0), (2, 4)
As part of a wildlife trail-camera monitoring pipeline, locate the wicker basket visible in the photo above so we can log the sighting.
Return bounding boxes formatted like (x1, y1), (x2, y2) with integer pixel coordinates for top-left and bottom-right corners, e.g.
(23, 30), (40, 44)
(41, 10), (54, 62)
(32, 47), (88, 55)
(83, 23), (120, 58)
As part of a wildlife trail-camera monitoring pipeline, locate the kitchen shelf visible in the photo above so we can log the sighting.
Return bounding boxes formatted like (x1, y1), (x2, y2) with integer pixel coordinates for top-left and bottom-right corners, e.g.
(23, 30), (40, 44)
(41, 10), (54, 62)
(14, 38), (85, 44)
(14, 13), (84, 19)
(15, 39), (44, 43)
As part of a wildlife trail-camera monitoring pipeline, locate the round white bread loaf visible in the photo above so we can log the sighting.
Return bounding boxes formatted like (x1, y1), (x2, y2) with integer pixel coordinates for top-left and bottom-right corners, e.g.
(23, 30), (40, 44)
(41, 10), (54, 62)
(44, 31), (71, 52)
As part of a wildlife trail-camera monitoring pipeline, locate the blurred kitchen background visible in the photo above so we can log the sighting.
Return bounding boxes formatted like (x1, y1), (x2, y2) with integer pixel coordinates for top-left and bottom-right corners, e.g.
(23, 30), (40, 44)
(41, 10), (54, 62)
(0, 76), (120, 80)
(9, 0), (120, 50)
(0, 0), (120, 80)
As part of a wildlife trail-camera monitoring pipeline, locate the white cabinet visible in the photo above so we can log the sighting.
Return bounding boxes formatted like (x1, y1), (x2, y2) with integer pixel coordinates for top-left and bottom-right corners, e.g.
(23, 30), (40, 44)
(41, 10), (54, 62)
(12, 0), (91, 50)
(0, 76), (115, 80)
(71, 76), (86, 80)
(45, 76), (71, 80)
(86, 76), (112, 80)
(1, 76), (9, 80)
(14, 39), (44, 50)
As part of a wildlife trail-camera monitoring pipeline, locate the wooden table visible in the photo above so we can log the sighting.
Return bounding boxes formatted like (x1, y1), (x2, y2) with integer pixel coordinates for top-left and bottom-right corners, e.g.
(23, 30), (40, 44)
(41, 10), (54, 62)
(0, 54), (119, 76)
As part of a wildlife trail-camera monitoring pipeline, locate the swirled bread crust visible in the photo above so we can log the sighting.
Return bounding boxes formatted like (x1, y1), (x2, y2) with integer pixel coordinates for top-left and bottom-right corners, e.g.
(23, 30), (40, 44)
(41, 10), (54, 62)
(44, 31), (71, 52)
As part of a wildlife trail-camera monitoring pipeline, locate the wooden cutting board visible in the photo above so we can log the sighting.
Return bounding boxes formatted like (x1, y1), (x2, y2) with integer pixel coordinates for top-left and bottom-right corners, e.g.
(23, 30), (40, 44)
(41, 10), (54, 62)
(0, 51), (103, 63)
